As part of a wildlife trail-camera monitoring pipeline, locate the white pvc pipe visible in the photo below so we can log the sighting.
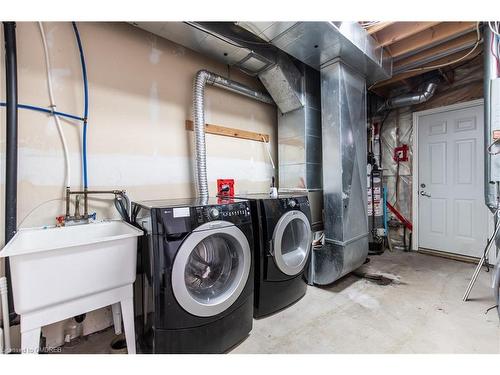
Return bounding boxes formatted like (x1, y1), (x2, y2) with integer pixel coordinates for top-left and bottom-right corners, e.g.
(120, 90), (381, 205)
(0, 277), (11, 354)
(38, 22), (71, 188)
(0, 327), (4, 354)
(261, 135), (276, 170)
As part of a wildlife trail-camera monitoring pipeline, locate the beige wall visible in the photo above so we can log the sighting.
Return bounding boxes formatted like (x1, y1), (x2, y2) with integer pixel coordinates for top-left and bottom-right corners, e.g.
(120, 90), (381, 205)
(0, 21), (277, 346)
(0, 21), (277, 246)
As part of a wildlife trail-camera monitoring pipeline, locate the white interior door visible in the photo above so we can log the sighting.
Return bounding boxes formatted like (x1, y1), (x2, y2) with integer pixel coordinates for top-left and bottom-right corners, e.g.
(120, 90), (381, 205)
(418, 103), (488, 258)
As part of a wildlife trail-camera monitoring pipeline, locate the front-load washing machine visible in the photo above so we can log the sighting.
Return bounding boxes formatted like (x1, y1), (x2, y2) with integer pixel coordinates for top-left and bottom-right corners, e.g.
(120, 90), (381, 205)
(233, 193), (312, 318)
(131, 197), (254, 353)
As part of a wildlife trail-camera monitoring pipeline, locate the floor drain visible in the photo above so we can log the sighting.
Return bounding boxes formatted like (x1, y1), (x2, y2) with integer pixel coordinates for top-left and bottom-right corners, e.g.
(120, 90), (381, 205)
(354, 271), (398, 286)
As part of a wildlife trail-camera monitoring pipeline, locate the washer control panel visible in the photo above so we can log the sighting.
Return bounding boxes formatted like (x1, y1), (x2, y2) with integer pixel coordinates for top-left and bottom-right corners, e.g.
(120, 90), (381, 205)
(195, 201), (251, 225)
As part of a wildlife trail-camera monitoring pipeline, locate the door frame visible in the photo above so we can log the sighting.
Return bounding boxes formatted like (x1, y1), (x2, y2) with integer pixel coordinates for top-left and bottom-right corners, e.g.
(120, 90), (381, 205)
(411, 98), (485, 252)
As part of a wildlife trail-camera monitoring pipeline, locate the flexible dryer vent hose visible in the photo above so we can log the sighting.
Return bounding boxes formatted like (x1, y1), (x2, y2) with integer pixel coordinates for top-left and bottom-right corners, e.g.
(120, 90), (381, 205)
(192, 70), (273, 199)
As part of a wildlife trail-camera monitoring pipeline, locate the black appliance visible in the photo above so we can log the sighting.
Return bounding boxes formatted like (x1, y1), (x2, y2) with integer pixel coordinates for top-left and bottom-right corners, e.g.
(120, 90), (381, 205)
(132, 197), (254, 353)
(233, 193), (312, 318)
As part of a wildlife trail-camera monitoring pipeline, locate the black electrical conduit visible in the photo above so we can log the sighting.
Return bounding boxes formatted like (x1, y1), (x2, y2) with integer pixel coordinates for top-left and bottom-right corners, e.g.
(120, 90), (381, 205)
(3, 21), (18, 322)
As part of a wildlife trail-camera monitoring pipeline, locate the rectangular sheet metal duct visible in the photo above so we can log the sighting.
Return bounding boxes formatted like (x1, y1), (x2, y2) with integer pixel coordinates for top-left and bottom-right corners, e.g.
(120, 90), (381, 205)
(310, 60), (369, 285)
(238, 22), (392, 84)
(277, 63), (323, 229)
(259, 52), (305, 114)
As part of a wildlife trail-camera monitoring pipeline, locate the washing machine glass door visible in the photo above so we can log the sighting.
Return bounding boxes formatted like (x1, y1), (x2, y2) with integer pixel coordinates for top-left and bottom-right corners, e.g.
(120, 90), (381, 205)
(171, 221), (251, 317)
(272, 210), (312, 276)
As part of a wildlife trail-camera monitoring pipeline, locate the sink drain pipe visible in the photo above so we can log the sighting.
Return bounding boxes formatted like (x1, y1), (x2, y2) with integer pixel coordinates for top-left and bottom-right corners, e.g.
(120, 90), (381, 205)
(0, 277), (11, 353)
(192, 69), (274, 199)
(3, 21), (18, 324)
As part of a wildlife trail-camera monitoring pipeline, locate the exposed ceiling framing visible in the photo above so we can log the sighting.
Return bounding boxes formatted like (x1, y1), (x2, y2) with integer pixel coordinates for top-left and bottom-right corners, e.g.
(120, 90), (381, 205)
(364, 21), (481, 96)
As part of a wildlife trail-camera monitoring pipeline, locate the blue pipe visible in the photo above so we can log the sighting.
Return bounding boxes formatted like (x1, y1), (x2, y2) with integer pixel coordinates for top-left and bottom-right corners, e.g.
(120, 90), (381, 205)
(0, 102), (84, 121)
(71, 22), (89, 189)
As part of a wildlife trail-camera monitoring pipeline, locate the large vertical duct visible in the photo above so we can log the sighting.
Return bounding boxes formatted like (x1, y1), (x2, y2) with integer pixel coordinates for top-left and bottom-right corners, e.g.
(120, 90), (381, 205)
(271, 63), (323, 229)
(483, 26), (500, 310)
(311, 61), (368, 285)
(230, 22), (389, 284)
(484, 27), (500, 212)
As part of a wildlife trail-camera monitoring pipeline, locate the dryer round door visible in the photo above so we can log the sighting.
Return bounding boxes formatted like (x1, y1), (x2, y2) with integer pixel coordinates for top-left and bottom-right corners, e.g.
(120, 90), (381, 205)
(272, 210), (312, 276)
(171, 221), (251, 317)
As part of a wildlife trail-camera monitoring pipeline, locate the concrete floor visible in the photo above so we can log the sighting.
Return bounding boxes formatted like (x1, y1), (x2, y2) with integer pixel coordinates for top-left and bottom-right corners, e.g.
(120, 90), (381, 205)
(60, 251), (500, 354)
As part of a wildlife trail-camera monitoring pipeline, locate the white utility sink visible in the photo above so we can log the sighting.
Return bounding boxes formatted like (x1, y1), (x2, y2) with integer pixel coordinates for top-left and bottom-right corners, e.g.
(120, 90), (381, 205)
(0, 220), (143, 315)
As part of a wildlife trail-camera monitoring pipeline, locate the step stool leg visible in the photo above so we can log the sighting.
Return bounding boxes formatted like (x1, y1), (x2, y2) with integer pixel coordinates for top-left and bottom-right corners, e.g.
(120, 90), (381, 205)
(120, 298), (136, 354)
(21, 326), (41, 354)
(112, 303), (122, 335)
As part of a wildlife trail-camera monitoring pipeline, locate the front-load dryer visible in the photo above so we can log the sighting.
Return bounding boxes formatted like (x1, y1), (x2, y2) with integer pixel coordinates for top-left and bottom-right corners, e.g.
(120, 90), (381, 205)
(131, 197), (254, 353)
(233, 193), (312, 318)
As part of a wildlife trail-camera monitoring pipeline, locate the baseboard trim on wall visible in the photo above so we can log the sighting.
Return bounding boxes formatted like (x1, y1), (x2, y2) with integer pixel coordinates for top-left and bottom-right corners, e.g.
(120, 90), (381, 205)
(418, 247), (482, 265)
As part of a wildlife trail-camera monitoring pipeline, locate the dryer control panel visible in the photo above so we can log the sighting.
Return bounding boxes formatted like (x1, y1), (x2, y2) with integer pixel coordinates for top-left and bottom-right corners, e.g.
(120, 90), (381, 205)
(280, 196), (310, 211)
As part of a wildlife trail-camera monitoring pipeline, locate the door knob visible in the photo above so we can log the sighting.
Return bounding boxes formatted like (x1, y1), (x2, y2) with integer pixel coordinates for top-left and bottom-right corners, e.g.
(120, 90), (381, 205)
(420, 191), (431, 198)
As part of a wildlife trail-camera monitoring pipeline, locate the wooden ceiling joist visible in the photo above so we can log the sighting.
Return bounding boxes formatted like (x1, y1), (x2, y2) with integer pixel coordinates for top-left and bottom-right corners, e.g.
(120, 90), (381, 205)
(393, 31), (480, 72)
(389, 22), (477, 59)
(372, 22), (441, 48)
(366, 22), (395, 35)
(370, 46), (482, 90)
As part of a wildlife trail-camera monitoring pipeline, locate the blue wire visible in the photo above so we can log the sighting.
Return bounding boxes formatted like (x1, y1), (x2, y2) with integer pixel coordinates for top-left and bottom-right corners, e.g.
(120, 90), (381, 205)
(72, 21), (89, 189)
(0, 102), (84, 122)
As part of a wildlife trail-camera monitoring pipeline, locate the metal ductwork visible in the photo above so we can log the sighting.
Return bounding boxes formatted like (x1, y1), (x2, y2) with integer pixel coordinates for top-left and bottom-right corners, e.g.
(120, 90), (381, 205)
(132, 22), (305, 115)
(484, 27), (500, 212)
(238, 22), (392, 84)
(190, 22), (306, 114)
(238, 22), (389, 285)
(192, 69), (273, 199)
(377, 82), (438, 113)
(277, 63), (323, 229)
(310, 61), (369, 285)
(135, 22), (393, 285)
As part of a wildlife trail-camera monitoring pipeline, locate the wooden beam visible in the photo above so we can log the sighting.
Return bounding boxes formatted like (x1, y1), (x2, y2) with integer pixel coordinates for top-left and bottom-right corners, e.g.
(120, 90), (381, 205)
(366, 22), (395, 35)
(438, 68), (455, 85)
(369, 46), (482, 90)
(372, 22), (441, 47)
(393, 31), (479, 72)
(389, 22), (477, 58)
(370, 86), (391, 98)
(185, 120), (270, 143)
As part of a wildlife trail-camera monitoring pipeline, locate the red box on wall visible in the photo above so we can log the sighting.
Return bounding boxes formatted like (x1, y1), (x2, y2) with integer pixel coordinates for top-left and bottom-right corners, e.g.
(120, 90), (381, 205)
(393, 144), (409, 162)
(217, 179), (234, 197)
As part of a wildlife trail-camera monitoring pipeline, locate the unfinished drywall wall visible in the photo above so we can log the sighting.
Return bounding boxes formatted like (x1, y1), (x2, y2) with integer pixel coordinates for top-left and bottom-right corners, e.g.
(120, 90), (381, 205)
(379, 59), (483, 247)
(0, 22), (277, 347)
